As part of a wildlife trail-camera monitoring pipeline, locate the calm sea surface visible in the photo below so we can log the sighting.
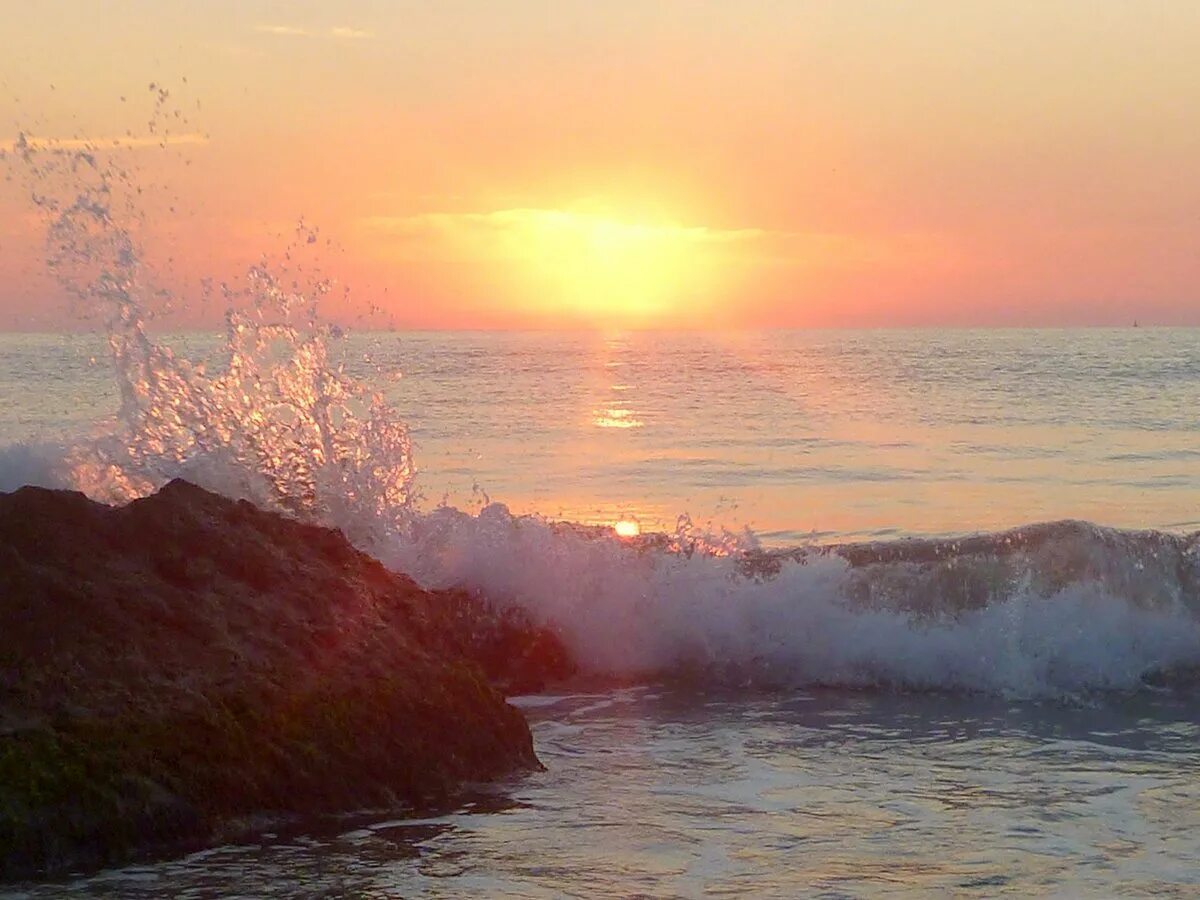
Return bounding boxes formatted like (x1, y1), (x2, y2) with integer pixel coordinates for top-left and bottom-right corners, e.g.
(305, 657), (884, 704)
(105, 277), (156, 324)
(4, 328), (1200, 544)
(3, 328), (1200, 897)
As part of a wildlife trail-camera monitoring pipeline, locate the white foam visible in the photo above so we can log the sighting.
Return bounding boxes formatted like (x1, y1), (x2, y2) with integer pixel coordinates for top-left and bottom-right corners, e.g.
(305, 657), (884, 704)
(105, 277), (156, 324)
(382, 502), (1200, 698)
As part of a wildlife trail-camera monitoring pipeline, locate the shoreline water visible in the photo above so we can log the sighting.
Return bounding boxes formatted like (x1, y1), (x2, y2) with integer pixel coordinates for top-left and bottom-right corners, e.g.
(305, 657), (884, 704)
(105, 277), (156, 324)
(11, 683), (1200, 898)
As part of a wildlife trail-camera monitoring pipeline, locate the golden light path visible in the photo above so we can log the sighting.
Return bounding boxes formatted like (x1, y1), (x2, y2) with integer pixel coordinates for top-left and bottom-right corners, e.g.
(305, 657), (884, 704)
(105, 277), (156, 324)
(593, 407), (644, 429)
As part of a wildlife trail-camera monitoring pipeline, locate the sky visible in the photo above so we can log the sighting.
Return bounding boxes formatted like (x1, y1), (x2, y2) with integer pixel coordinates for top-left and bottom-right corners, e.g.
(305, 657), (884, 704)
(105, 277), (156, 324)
(1, 1), (1199, 329)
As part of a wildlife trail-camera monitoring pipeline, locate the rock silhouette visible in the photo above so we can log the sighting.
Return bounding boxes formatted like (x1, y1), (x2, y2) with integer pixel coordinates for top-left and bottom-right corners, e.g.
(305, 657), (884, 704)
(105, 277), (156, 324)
(0, 479), (572, 880)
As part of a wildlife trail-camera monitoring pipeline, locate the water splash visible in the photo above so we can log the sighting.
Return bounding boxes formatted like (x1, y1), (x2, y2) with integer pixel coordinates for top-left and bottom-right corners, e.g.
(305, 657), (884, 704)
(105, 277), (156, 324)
(6, 93), (417, 549)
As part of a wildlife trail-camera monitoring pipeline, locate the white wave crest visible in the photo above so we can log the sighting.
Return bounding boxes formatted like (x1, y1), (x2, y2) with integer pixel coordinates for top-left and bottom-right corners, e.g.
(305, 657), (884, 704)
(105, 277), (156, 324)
(388, 503), (1200, 697)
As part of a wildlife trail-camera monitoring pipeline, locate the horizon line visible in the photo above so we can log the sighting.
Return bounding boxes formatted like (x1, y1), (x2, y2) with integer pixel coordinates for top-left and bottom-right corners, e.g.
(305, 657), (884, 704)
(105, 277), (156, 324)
(3, 322), (1199, 337)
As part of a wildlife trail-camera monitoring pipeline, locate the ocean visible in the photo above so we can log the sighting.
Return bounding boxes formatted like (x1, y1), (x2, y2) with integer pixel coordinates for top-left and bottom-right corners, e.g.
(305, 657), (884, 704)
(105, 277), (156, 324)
(6, 327), (1200, 544)
(3, 326), (1200, 896)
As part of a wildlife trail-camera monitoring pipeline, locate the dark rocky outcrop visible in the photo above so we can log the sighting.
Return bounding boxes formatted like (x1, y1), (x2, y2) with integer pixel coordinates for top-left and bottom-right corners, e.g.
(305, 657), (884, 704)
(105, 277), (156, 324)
(0, 480), (573, 880)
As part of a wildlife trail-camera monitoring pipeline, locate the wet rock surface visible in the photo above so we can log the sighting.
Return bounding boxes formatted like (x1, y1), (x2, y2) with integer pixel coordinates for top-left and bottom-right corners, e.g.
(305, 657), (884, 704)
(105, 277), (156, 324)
(0, 480), (573, 880)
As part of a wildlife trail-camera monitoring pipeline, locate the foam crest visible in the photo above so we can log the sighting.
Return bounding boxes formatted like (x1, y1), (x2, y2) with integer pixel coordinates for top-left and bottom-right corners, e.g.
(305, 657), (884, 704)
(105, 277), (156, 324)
(388, 504), (1200, 696)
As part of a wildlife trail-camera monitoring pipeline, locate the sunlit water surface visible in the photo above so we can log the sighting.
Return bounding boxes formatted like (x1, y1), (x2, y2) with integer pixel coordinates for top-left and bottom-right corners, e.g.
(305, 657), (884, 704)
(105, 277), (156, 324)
(4, 328), (1199, 544)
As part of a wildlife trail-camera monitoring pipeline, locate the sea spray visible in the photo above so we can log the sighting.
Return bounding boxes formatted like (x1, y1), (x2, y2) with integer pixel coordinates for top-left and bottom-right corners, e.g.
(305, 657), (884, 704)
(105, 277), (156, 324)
(386, 503), (1200, 694)
(5, 95), (418, 549)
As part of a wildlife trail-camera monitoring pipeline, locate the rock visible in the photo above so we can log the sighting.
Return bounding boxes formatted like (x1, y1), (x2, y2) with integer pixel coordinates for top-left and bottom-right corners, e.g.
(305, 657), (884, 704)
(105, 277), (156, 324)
(0, 480), (574, 880)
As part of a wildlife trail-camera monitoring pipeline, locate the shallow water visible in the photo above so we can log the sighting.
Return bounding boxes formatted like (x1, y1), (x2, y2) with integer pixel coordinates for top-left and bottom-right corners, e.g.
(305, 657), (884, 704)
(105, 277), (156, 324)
(9, 686), (1200, 898)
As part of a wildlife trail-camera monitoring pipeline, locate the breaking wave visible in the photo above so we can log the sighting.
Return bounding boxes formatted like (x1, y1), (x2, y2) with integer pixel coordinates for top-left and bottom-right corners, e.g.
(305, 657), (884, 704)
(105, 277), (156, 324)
(4, 101), (1200, 698)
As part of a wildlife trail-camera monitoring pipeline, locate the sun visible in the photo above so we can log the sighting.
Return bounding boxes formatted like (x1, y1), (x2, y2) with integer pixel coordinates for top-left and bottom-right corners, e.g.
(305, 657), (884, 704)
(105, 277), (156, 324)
(501, 210), (697, 322)
(374, 202), (755, 326)
(471, 206), (747, 325)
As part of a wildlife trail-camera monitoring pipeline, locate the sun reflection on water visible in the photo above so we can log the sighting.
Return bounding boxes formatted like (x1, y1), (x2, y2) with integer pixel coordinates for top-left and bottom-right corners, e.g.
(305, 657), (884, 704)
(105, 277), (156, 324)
(593, 407), (644, 428)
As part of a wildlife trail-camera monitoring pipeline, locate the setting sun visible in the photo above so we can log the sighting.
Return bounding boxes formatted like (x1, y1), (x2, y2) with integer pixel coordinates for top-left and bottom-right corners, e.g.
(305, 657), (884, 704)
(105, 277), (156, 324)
(508, 210), (709, 322)
(366, 205), (760, 326)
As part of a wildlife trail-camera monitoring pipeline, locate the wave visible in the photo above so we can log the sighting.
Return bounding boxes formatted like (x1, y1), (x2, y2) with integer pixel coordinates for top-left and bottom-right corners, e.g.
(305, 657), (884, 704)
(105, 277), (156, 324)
(4, 106), (1200, 699)
(384, 507), (1200, 697)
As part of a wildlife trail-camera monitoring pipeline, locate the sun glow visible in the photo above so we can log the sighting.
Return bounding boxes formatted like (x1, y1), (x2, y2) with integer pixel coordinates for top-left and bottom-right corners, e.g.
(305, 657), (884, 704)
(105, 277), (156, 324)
(511, 211), (701, 321)
(370, 206), (761, 326)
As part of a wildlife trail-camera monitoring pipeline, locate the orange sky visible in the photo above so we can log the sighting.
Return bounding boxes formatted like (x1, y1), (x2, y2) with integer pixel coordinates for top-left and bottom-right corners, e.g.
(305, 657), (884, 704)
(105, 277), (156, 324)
(2, 1), (1200, 329)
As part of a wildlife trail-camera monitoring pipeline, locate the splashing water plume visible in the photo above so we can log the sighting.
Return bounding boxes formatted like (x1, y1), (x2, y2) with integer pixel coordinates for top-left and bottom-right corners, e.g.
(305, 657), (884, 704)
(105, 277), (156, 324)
(4, 90), (1200, 699)
(7, 94), (417, 550)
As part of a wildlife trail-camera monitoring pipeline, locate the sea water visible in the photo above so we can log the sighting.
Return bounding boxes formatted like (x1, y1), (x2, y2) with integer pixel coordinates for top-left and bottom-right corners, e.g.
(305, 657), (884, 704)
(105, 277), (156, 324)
(5, 327), (1200, 545)
(3, 328), (1200, 897)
